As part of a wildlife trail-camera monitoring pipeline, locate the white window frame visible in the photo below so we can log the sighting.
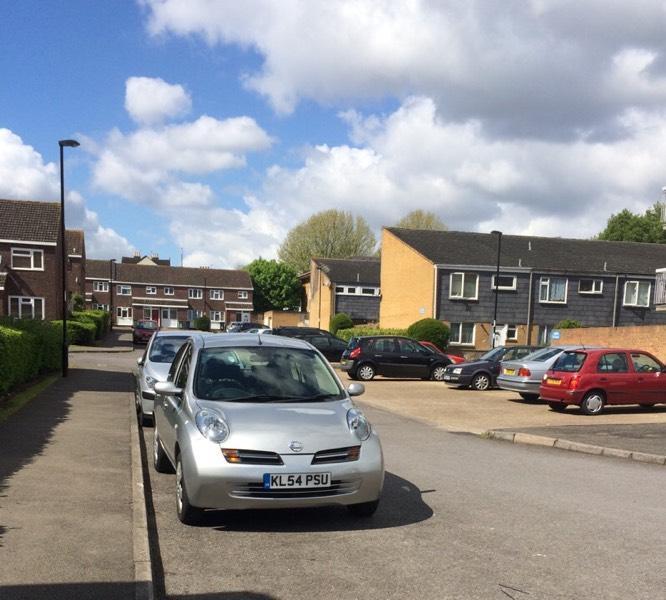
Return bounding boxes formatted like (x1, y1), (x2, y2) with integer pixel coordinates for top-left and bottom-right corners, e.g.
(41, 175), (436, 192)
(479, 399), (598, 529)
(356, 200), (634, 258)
(11, 248), (44, 271)
(93, 280), (109, 292)
(210, 289), (224, 300)
(116, 306), (132, 318)
(334, 286), (380, 296)
(238, 290), (248, 299)
(449, 272), (479, 301)
(449, 322), (476, 346)
(188, 288), (203, 300)
(8, 296), (45, 319)
(146, 286), (157, 295)
(491, 275), (517, 291)
(623, 280), (651, 308)
(506, 324), (518, 341)
(163, 287), (174, 296)
(209, 310), (224, 322)
(539, 277), (568, 304)
(92, 303), (109, 311)
(578, 279), (603, 295)
(117, 285), (132, 296)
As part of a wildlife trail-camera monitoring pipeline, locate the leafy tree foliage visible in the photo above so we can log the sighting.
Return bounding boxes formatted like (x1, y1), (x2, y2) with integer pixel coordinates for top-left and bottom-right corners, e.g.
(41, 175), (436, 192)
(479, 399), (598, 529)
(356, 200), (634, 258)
(330, 313), (353, 335)
(554, 319), (582, 329)
(597, 204), (666, 243)
(395, 210), (447, 231)
(278, 210), (377, 273)
(246, 258), (301, 313)
(407, 318), (450, 349)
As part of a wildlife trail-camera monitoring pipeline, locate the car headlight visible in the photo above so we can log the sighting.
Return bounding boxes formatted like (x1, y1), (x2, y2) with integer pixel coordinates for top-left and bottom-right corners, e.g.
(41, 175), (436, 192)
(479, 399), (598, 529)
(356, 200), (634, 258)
(347, 408), (371, 441)
(195, 409), (230, 443)
(145, 375), (157, 389)
(453, 368), (462, 374)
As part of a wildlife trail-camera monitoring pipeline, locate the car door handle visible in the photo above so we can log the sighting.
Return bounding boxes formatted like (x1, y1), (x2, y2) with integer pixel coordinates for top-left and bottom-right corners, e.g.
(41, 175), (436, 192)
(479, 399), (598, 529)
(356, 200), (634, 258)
(400, 355), (409, 359)
(374, 354), (383, 358)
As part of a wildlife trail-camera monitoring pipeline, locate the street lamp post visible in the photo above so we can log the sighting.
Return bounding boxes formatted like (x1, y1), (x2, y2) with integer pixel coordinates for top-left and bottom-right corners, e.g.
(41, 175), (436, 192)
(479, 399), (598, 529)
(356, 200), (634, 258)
(109, 259), (116, 327)
(491, 230), (503, 348)
(59, 139), (80, 377)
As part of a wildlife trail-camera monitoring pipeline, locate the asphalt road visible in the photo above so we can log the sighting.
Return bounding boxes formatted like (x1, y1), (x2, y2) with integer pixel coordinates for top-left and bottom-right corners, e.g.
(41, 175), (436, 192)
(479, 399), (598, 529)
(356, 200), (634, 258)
(140, 394), (666, 599)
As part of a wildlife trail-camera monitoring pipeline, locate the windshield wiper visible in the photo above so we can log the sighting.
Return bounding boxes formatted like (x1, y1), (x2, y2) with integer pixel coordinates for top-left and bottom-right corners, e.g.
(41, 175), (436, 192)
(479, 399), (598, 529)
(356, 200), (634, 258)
(281, 393), (339, 402)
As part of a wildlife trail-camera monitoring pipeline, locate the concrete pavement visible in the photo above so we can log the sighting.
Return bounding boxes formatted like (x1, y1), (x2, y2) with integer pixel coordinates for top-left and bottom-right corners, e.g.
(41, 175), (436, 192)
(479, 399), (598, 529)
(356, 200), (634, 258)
(0, 352), (137, 599)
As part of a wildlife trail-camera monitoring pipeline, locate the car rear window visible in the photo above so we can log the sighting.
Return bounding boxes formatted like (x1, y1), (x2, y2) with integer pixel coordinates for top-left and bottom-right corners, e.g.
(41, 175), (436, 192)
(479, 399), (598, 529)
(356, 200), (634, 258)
(551, 351), (586, 372)
(529, 348), (563, 362)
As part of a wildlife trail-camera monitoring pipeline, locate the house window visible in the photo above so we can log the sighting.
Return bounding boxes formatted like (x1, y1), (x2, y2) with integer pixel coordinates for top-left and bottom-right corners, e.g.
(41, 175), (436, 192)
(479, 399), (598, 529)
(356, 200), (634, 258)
(539, 277), (567, 303)
(187, 309), (203, 320)
(11, 248), (43, 270)
(506, 324), (518, 341)
(449, 273), (479, 300)
(188, 288), (203, 299)
(579, 279), (603, 295)
(164, 287), (174, 296)
(361, 288), (375, 295)
(623, 281), (651, 307)
(210, 310), (223, 322)
(117, 285), (132, 296)
(238, 290), (248, 299)
(449, 322), (475, 345)
(146, 286), (157, 295)
(93, 281), (109, 292)
(210, 289), (223, 300)
(491, 275), (517, 291)
(9, 296), (45, 319)
(92, 303), (109, 311)
(116, 307), (132, 318)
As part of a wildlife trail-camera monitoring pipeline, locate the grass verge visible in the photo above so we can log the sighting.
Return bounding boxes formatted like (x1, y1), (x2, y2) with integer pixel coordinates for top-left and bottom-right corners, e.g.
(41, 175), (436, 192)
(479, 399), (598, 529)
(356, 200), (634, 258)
(0, 374), (59, 424)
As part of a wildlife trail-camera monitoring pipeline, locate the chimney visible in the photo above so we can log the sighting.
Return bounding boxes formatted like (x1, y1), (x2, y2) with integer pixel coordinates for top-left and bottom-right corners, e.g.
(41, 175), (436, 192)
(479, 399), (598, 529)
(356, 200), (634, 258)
(133, 250), (140, 258)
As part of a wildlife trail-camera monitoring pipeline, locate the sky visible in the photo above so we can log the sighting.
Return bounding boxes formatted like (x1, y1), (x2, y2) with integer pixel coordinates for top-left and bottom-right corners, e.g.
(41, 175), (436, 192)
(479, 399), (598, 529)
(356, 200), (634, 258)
(2, 0), (666, 267)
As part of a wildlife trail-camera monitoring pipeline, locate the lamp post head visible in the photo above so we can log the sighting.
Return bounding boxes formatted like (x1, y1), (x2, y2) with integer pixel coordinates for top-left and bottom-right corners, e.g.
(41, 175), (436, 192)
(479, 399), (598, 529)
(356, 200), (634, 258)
(491, 230), (502, 236)
(59, 139), (80, 148)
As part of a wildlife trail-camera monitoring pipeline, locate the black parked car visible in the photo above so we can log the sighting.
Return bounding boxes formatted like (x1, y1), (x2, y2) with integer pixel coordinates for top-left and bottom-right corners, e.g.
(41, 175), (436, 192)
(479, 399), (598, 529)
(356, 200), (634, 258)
(442, 345), (542, 391)
(340, 335), (452, 381)
(227, 321), (269, 332)
(272, 327), (348, 362)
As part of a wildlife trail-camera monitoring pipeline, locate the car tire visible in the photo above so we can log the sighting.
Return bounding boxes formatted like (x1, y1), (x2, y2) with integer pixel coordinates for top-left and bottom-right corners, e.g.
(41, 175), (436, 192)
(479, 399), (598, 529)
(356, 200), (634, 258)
(580, 391), (605, 416)
(548, 401), (567, 412)
(357, 364), (376, 381)
(519, 392), (540, 402)
(471, 373), (491, 391)
(153, 430), (174, 474)
(430, 365), (447, 381)
(347, 499), (379, 517)
(639, 403), (654, 409)
(176, 455), (204, 525)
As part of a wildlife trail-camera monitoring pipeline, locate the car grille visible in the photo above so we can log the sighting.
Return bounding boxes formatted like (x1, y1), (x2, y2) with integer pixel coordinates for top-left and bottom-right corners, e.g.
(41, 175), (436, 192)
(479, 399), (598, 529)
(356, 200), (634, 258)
(311, 446), (360, 464)
(221, 449), (283, 465)
(230, 479), (361, 499)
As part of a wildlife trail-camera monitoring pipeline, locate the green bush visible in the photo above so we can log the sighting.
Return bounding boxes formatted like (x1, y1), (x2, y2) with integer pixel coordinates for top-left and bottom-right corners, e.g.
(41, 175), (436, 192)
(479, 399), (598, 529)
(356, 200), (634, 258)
(330, 313), (354, 335)
(554, 319), (582, 329)
(70, 309), (110, 340)
(407, 318), (450, 350)
(336, 326), (408, 342)
(70, 293), (85, 312)
(53, 319), (96, 345)
(193, 315), (211, 331)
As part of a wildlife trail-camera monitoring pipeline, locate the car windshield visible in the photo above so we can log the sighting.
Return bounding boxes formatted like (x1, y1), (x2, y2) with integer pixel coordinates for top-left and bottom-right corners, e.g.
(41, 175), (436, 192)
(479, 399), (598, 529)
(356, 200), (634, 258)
(194, 346), (345, 402)
(149, 336), (189, 363)
(479, 347), (505, 361)
(138, 321), (157, 330)
(552, 351), (586, 372)
(525, 347), (563, 362)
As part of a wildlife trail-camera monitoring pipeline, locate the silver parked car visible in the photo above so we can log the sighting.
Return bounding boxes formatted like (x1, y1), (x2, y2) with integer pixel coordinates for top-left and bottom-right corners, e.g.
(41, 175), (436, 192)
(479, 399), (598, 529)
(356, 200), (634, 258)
(135, 331), (193, 425)
(496, 345), (594, 401)
(152, 333), (385, 525)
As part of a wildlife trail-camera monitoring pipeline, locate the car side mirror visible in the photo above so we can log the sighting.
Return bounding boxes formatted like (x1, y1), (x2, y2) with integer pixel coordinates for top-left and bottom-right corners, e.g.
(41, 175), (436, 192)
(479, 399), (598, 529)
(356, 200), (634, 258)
(347, 383), (365, 397)
(136, 356), (144, 366)
(154, 381), (183, 398)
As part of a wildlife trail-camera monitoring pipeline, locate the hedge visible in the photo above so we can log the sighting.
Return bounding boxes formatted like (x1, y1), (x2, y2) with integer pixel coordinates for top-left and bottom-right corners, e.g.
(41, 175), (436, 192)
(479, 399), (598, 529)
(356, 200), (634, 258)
(407, 318), (450, 350)
(52, 319), (96, 345)
(330, 313), (353, 335)
(71, 309), (110, 340)
(193, 315), (211, 331)
(336, 326), (408, 342)
(0, 319), (62, 395)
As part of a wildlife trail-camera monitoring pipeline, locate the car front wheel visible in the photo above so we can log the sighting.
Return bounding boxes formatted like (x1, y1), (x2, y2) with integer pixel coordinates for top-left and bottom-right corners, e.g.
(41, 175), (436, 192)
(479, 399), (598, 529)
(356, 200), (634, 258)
(357, 364), (376, 381)
(176, 456), (205, 525)
(580, 391), (605, 416)
(430, 365), (447, 381)
(471, 373), (491, 391)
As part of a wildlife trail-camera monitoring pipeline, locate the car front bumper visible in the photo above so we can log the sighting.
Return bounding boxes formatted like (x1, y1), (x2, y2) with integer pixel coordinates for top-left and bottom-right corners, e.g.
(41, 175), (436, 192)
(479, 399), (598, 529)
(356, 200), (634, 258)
(496, 376), (541, 394)
(180, 431), (385, 510)
(442, 372), (472, 386)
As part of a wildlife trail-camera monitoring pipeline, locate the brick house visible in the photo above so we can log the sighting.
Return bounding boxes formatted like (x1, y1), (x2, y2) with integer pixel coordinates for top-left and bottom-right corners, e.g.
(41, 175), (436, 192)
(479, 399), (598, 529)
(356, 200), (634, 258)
(0, 199), (66, 320)
(380, 227), (666, 350)
(85, 255), (254, 329)
(302, 257), (380, 330)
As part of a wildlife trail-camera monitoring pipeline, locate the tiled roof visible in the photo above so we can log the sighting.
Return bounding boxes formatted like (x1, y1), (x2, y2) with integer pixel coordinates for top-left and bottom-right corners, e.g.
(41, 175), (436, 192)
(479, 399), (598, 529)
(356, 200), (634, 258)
(66, 230), (85, 255)
(386, 228), (666, 276)
(86, 259), (253, 289)
(312, 256), (380, 285)
(0, 199), (60, 243)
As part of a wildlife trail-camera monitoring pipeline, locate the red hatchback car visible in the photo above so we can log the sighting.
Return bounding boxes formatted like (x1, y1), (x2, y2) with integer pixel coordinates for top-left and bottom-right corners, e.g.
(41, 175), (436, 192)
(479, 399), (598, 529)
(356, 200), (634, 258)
(540, 348), (666, 415)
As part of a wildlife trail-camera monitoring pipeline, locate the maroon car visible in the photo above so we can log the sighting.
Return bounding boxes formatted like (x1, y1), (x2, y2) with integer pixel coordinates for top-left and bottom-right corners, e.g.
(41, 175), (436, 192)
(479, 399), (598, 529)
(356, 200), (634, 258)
(540, 348), (666, 415)
(133, 320), (158, 345)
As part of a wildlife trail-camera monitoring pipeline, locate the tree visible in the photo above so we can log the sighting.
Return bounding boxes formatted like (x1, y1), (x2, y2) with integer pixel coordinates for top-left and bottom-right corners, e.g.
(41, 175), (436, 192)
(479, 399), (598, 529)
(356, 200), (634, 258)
(407, 318), (450, 350)
(246, 258), (301, 313)
(597, 204), (666, 243)
(330, 313), (353, 335)
(395, 210), (447, 231)
(278, 210), (377, 273)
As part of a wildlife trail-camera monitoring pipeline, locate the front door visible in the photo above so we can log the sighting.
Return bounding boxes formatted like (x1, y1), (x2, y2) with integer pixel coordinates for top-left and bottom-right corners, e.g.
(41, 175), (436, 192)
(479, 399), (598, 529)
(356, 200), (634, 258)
(595, 352), (636, 405)
(151, 309), (159, 324)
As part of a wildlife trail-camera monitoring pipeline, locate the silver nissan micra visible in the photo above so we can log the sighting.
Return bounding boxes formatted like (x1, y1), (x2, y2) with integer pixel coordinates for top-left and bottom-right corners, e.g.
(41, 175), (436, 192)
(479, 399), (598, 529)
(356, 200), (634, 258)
(153, 333), (384, 525)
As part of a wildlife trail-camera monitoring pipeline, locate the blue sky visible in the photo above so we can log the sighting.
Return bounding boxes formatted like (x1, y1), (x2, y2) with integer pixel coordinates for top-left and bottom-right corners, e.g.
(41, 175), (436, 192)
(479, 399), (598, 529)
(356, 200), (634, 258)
(2, 1), (666, 266)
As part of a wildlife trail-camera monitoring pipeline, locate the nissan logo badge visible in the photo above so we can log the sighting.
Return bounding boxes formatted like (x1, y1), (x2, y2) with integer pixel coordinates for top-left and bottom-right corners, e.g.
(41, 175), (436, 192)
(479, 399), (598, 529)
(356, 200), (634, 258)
(289, 441), (304, 452)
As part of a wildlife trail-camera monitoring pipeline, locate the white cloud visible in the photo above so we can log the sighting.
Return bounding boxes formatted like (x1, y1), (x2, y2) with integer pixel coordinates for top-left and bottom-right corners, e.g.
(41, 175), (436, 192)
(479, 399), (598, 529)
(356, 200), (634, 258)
(125, 76), (192, 125)
(0, 128), (134, 258)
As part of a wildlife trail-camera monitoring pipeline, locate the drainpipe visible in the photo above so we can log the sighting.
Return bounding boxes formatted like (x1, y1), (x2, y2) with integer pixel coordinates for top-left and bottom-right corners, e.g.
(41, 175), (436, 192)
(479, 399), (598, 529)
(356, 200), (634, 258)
(432, 265), (439, 320)
(612, 274), (620, 327)
(526, 271), (534, 344)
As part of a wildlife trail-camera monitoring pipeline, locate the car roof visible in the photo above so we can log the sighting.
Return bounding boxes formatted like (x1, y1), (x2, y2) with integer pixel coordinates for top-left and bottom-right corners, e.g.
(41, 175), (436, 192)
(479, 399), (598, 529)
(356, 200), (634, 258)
(198, 332), (311, 350)
(153, 330), (198, 338)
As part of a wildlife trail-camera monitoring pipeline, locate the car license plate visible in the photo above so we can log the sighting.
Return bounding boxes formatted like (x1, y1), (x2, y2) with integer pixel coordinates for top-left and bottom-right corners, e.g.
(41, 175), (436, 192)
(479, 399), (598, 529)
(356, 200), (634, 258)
(546, 378), (561, 386)
(263, 472), (331, 489)
(443, 374), (452, 380)
(504, 368), (515, 375)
